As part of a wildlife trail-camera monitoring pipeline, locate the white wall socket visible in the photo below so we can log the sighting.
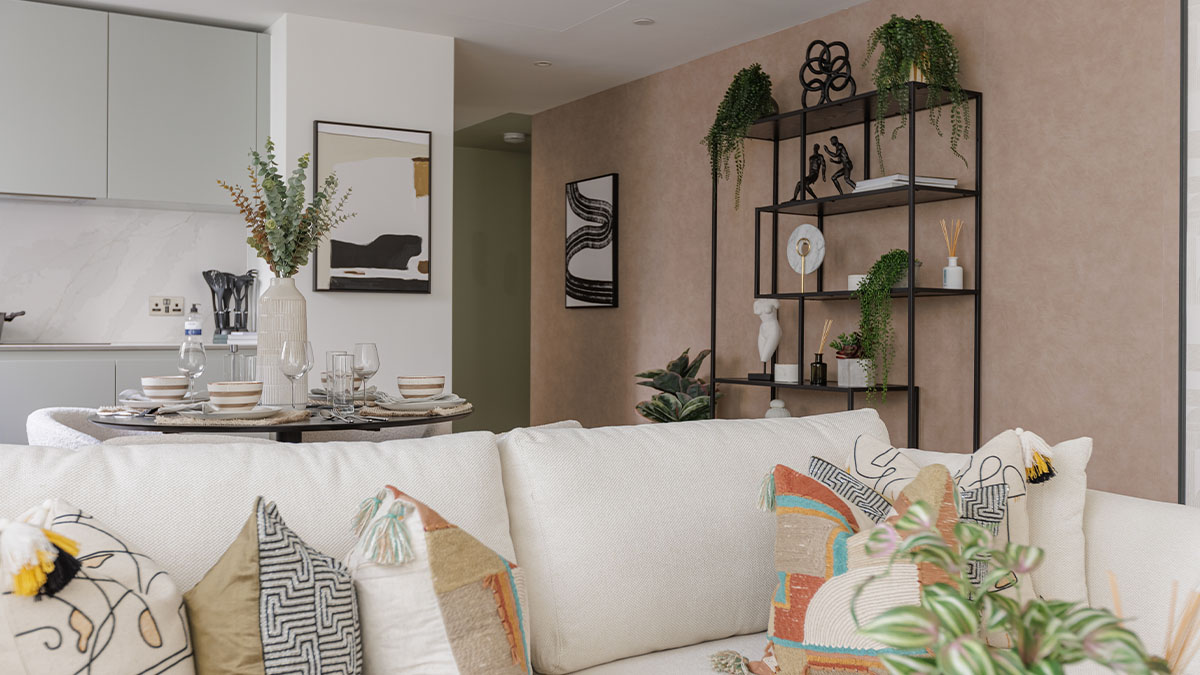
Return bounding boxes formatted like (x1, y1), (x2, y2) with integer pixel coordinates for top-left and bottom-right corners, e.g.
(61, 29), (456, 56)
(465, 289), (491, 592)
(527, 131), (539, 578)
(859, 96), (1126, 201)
(150, 296), (185, 316)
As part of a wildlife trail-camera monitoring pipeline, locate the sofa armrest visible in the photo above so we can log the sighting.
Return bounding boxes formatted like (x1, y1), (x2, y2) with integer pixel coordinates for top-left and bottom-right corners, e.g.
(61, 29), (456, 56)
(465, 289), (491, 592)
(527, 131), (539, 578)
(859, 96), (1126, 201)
(1083, 489), (1200, 665)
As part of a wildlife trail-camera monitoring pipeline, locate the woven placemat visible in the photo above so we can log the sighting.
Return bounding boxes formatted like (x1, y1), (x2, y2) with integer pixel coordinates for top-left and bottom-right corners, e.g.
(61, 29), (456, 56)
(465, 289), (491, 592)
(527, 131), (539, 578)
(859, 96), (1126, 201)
(360, 402), (473, 418)
(155, 408), (311, 426)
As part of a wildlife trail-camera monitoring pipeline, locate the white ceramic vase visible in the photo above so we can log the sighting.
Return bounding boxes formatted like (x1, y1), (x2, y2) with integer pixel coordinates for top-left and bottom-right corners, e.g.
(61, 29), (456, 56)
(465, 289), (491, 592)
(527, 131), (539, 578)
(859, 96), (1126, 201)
(257, 276), (307, 405)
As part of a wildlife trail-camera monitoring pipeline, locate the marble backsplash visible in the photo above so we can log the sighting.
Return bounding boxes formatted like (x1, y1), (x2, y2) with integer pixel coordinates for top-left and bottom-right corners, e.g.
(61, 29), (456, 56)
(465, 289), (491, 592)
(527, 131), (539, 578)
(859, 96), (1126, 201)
(0, 199), (251, 344)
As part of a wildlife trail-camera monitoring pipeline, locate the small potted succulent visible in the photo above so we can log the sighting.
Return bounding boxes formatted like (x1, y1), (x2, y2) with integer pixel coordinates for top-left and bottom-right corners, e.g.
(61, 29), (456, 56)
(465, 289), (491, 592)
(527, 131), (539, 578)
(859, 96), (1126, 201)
(863, 15), (970, 170)
(830, 331), (870, 389)
(703, 64), (776, 210)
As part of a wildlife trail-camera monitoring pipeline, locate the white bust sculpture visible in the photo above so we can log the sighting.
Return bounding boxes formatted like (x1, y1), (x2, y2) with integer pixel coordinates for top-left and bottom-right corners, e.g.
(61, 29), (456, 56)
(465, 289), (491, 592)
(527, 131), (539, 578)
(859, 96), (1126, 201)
(753, 298), (782, 366)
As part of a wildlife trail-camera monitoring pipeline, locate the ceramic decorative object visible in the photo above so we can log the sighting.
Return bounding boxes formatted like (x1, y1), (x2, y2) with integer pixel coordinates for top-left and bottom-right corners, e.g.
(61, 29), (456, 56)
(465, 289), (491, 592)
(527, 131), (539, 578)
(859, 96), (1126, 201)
(754, 299), (782, 365)
(786, 224), (825, 294)
(774, 363), (800, 384)
(396, 375), (446, 400)
(207, 381), (264, 412)
(140, 375), (188, 401)
(837, 358), (872, 388)
(257, 277), (308, 406)
(848, 274), (867, 290)
(943, 256), (964, 289)
(765, 399), (792, 418)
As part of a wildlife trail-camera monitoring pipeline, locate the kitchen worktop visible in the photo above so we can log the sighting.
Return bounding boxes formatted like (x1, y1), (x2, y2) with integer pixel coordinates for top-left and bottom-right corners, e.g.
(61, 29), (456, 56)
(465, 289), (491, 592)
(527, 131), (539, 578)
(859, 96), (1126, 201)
(0, 343), (253, 352)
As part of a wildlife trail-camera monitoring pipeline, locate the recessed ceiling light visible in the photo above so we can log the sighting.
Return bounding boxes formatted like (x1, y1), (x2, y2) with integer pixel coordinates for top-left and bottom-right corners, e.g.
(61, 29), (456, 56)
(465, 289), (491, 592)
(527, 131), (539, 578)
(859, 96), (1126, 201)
(533, 60), (553, 67)
(503, 132), (527, 144)
(632, 17), (655, 25)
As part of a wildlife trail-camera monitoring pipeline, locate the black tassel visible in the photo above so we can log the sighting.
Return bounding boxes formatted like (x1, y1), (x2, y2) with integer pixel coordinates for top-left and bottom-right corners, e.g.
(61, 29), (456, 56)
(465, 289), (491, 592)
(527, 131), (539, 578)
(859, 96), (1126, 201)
(38, 545), (80, 598)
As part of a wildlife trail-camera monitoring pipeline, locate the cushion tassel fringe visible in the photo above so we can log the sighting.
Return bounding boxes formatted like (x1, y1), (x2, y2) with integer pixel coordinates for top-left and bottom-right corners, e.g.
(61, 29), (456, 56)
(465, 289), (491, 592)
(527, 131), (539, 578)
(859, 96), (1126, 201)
(358, 500), (415, 565)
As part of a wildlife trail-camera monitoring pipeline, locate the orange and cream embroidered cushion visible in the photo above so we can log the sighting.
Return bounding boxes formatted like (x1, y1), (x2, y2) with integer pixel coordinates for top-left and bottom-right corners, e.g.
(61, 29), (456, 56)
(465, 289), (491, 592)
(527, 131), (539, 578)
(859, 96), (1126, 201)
(346, 486), (531, 675)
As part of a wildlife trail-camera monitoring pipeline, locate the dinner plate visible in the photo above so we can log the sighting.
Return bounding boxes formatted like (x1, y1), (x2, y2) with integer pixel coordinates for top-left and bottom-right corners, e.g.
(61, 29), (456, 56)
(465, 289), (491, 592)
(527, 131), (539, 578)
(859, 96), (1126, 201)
(376, 397), (466, 412)
(177, 405), (282, 421)
(120, 394), (209, 409)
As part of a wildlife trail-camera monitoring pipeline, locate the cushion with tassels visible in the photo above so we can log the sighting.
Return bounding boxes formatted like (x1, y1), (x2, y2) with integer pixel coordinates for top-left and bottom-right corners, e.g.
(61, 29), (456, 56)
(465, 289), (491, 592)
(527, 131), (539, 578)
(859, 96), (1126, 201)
(346, 486), (531, 675)
(183, 497), (362, 675)
(0, 498), (194, 673)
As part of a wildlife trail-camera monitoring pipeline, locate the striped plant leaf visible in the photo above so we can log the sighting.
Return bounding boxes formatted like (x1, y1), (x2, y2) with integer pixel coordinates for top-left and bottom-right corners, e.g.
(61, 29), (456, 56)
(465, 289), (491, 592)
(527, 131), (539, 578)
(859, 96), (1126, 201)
(1026, 660), (1066, 675)
(921, 584), (978, 638)
(893, 501), (934, 532)
(935, 636), (995, 675)
(878, 653), (937, 675)
(859, 606), (938, 650)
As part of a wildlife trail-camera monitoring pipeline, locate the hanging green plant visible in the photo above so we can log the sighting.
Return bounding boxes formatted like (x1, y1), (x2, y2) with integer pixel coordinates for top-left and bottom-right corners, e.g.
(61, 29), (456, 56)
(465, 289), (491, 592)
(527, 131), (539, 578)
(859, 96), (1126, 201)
(852, 249), (913, 399)
(703, 64), (775, 210)
(863, 15), (970, 171)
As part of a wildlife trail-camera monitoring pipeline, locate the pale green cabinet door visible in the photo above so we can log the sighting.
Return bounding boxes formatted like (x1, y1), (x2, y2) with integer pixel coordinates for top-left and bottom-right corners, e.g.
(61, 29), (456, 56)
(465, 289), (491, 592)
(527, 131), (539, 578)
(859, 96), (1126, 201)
(0, 0), (107, 199)
(107, 14), (257, 205)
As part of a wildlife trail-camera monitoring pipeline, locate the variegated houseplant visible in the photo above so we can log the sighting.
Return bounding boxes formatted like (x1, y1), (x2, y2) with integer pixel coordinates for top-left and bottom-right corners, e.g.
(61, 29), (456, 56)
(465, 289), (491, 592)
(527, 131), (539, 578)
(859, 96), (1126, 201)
(634, 349), (720, 423)
(855, 501), (1164, 674)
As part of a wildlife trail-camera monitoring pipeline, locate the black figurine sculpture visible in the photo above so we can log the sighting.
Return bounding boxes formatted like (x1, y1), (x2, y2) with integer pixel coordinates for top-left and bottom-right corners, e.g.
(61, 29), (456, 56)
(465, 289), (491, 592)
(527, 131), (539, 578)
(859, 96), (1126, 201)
(800, 40), (856, 108)
(824, 136), (856, 194)
(793, 143), (827, 201)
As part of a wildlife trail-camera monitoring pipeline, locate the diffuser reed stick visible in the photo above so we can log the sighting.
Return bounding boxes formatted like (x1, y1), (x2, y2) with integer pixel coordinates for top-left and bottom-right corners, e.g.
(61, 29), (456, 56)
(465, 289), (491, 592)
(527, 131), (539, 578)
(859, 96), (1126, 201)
(940, 218), (963, 257)
(1109, 572), (1200, 673)
(818, 319), (833, 354)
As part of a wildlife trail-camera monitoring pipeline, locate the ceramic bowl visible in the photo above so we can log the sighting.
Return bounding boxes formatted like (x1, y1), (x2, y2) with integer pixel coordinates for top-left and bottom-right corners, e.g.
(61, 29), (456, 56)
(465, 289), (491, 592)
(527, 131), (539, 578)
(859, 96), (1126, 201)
(141, 375), (189, 400)
(397, 375), (445, 400)
(207, 381), (263, 412)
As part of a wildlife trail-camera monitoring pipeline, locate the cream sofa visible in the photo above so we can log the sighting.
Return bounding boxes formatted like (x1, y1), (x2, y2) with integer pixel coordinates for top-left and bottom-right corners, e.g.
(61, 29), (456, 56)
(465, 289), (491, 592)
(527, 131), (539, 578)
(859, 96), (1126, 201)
(0, 409), (1195, 674)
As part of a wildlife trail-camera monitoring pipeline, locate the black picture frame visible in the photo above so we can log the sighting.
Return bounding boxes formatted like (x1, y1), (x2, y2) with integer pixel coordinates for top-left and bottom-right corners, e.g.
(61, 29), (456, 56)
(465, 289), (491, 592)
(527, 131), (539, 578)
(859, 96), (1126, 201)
(312, 120), (433, 293)
(564, 172), (619, 308)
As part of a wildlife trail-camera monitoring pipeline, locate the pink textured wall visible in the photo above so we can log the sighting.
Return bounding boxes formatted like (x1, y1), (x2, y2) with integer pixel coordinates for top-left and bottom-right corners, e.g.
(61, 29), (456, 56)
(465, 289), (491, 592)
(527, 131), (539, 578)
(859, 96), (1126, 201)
(531, 0), (1180, 501)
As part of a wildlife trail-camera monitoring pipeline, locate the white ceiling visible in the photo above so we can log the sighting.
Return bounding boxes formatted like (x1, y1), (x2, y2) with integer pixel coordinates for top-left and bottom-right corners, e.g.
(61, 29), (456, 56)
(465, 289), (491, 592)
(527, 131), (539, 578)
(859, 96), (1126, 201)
(40, 0), (866, 128)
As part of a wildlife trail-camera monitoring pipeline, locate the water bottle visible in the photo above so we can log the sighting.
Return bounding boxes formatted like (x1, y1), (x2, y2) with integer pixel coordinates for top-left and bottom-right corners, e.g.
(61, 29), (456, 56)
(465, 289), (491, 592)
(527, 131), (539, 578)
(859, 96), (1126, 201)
(184, 304), (203, 343)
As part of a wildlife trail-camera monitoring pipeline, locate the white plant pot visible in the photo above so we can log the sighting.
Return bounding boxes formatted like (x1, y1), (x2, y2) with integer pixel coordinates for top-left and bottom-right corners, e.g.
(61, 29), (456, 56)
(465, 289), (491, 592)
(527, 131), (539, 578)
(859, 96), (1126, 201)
(257, 276), (307, 406)
(837, 358), (872, 388)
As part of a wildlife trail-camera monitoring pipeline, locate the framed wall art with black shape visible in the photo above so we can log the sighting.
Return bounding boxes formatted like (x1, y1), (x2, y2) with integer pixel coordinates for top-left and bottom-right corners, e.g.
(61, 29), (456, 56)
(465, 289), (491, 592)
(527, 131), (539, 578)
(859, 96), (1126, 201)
(564, 172), (618, 308)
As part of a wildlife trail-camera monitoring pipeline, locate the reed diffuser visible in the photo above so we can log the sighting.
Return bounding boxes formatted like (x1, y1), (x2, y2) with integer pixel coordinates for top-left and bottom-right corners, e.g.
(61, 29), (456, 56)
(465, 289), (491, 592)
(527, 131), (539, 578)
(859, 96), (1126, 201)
(940, 217), (964, 289)
(1109, 572), (1200, 673)
(810, 319), (833, 386)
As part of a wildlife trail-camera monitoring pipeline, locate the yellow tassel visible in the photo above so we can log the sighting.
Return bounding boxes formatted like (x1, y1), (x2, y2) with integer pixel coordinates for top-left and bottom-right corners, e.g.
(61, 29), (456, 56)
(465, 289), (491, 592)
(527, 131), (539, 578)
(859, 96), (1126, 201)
(12, 549), (54, 597)
(42, 529), (79, 557)
(1025, 451), (1056, 484)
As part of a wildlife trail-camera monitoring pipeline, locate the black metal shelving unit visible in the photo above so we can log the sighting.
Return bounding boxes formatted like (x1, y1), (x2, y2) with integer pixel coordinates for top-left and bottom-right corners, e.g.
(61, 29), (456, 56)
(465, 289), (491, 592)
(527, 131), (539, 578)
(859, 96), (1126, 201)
(709, 82), (983, 449)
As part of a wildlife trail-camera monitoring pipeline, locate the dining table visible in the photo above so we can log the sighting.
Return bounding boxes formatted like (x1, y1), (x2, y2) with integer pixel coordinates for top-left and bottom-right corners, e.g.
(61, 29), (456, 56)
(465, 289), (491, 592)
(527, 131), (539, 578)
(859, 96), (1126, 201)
(89, 408), (472, 443)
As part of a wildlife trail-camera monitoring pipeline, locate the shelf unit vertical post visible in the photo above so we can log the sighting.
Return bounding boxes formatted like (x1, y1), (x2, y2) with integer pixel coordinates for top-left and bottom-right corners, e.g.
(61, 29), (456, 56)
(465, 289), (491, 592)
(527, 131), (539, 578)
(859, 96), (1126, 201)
(972, 94), (983, 448)
(771, 121), (781, 400)
(906, 81), (919, 447)
(709, 171), (718, 419)
(862, 98), (872, 181)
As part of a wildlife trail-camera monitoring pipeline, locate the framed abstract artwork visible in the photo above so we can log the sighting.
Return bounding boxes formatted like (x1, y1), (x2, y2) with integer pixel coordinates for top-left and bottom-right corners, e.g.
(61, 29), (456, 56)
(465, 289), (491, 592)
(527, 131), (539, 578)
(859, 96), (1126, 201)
(564, 173), (618, 308)
(313, 121), (432, 293)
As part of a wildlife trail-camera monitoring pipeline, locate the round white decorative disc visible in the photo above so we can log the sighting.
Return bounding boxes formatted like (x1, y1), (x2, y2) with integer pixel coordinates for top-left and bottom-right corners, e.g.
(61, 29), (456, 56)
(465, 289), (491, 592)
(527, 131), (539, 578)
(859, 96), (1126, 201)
(786, 224), (825, 275)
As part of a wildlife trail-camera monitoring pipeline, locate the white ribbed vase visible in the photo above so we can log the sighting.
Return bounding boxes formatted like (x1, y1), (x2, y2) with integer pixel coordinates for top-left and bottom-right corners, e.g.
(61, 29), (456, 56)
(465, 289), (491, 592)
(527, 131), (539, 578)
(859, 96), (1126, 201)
(256, 277), (308, 406)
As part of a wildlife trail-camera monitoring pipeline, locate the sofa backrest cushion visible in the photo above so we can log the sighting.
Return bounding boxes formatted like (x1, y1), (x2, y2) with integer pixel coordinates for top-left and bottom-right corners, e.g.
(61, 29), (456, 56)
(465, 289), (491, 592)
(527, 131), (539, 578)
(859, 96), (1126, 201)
(0, 431), (514, 591)
(497, 409), (891, 675)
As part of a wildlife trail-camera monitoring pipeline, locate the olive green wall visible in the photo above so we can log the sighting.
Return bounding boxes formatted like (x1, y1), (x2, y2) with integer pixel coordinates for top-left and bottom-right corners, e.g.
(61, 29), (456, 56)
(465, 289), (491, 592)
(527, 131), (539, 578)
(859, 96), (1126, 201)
(452, 145), (531, 432)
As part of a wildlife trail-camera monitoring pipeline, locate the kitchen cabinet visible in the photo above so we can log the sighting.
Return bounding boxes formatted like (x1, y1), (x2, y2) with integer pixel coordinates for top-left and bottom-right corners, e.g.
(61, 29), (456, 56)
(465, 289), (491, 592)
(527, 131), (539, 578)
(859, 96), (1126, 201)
(0, 360), (114, 444)
(108, 14), (258, 206)
(0, 0), (108, 199)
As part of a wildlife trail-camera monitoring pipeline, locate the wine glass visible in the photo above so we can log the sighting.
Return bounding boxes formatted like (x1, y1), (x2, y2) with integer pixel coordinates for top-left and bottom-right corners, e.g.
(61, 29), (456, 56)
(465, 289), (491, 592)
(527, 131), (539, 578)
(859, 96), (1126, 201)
(352, 343), (380, 407)
(280, 340), (314, 410)
(178, 342), (206, 398)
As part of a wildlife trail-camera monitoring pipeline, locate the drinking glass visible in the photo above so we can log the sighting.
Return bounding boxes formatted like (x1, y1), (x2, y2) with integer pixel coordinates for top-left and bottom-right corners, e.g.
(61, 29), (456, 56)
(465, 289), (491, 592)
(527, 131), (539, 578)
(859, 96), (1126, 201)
(234, 354), (257, 382)
(280, 341), (313, 410)
(329, 353), (356, 416)
(352, 343), (380, 407)
(325, 350), (348, 393)
(178, 342), (206, 398)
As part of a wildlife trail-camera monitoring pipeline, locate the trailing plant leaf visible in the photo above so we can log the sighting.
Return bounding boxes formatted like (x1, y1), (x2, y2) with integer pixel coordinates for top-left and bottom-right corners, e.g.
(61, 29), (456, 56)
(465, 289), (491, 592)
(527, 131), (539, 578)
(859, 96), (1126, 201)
(219, 137), (355, 278)
(635, 349), (720, 422)
(863, 15), (970, 171)
(856, 500), (1159, 674)
(703, 64), (775, 210)
(852, 249), (912, 400)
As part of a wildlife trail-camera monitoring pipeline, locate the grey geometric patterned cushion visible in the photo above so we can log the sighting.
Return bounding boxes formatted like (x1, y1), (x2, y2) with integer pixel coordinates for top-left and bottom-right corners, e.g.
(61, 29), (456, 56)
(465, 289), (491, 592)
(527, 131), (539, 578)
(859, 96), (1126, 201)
(807, 456), (892, 524)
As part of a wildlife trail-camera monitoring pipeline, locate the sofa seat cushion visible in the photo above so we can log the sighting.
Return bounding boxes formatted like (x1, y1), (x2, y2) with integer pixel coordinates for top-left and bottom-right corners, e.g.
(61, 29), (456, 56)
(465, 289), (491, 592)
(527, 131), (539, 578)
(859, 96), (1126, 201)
(0, 432), (513, 591)
(549, 632), (770, 675)
(499, 409), (891, 675)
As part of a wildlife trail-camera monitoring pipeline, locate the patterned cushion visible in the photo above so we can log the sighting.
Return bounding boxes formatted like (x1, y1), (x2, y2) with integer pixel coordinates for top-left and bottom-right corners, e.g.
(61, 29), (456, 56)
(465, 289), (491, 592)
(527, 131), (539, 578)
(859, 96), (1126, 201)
(807, 456), (891, 524)
(0, 499), (194, 673)
(346, 486), (531, 675)
(184, 497), (362, 674)
(752, 464), (959, 675)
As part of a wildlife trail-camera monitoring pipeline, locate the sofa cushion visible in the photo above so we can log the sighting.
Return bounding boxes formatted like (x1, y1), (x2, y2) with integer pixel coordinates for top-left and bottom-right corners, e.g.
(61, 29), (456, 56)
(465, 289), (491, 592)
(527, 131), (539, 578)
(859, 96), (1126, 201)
(0, 499), (195, 674)
(0, 432), (513, 591)
(185, 497), (363, 674)
(555, 632), (769, 675)
(498, 409), (891, 675)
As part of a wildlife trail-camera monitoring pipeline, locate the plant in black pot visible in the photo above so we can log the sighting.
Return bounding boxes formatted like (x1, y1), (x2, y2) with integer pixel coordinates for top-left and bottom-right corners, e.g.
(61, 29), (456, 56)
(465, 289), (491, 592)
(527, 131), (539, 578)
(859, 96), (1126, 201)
(635, 349), (721, 422)
(703, 64), (776, 210)
(864, 14), (969, 170)
(853, 249), (914, 399)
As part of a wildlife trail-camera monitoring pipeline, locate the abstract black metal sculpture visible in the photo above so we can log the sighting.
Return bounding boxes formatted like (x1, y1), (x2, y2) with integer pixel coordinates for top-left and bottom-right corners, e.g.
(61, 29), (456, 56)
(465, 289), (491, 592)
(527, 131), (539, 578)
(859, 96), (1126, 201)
(799, 40), (856, 108)
(824, 136), (856, 194)
(792, 144), (827, 201)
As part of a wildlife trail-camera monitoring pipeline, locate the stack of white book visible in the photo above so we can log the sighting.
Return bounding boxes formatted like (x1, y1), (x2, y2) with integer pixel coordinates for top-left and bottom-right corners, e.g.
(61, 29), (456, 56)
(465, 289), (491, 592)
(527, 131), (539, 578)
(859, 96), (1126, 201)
(852, 174), (958, 193)
(213, 331), (257, 346)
